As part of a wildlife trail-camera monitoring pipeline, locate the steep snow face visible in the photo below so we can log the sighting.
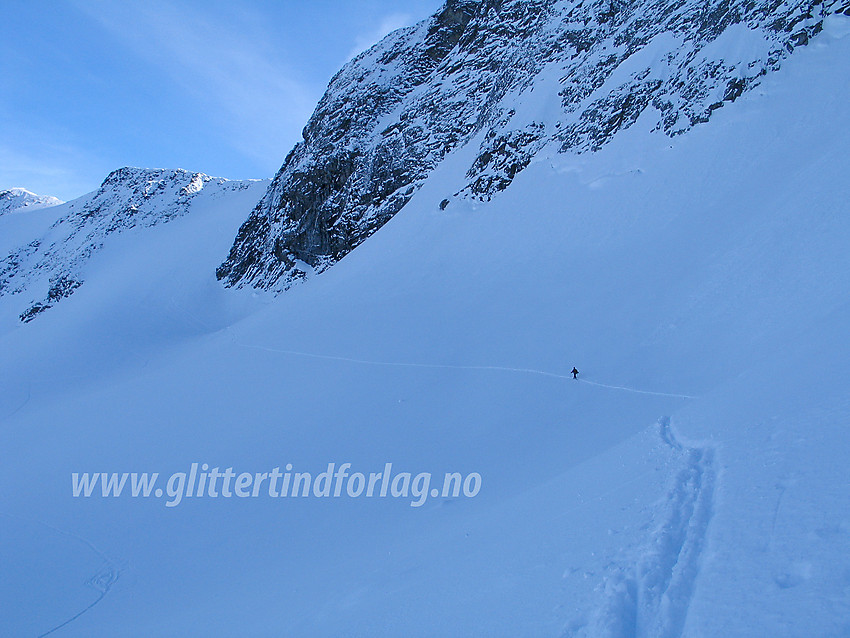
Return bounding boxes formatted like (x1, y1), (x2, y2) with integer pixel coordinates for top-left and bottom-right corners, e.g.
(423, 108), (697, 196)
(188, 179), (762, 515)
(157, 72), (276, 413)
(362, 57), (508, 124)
(0, 187), (63, 215)
(218, 0), (850, 293)
(0, 168), (264, 324)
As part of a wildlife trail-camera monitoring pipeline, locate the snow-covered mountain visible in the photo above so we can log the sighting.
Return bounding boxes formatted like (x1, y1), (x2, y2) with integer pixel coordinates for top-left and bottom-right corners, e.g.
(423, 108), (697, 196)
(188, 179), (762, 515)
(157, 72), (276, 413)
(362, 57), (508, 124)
(218, 0), (850, 292)
(0, 167), (266, 324)
(2, 2), (850, 637)
(0, 187), (62, 215)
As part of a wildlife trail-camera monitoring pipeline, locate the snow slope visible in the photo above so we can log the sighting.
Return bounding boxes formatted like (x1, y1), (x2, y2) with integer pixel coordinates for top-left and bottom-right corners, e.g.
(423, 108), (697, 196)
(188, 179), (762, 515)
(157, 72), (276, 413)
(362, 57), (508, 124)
(1, 13), (849, 638)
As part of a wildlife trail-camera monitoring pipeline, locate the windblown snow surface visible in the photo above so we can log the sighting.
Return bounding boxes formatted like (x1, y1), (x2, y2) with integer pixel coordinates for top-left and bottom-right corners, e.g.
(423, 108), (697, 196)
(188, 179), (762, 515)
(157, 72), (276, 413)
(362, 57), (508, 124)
(1, 16), (849, 638)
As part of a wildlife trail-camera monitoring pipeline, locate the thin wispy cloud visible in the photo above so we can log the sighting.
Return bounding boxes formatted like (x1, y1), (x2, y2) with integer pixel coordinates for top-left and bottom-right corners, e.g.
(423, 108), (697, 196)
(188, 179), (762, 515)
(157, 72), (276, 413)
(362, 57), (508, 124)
(346, 13), (416, 61)
(74, 0), (320, 173)
(0, 140), (107, 202)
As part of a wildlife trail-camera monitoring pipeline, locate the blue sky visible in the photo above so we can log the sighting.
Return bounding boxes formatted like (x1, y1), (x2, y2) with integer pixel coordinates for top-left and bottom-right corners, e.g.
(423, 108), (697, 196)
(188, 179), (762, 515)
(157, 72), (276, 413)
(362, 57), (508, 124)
(0, 0), (442, 200)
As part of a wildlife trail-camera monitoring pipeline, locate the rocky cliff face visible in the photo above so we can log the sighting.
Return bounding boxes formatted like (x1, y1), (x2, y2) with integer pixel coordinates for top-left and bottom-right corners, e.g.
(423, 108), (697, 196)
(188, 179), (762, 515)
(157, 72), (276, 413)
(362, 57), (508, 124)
(218, 0), (850, 293)
(0, 167), (259, 321)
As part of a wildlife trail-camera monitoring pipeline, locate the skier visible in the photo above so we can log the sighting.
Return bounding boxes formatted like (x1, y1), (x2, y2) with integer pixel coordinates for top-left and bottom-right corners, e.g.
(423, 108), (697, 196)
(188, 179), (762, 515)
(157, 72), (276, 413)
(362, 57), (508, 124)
(571, 367), (579, 379)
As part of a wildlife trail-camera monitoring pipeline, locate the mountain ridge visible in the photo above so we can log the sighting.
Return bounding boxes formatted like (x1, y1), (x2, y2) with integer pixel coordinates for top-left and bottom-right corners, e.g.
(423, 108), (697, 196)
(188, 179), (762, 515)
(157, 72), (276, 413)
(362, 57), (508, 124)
(216, 0), (850, 293)
(0, 167), (265, 323)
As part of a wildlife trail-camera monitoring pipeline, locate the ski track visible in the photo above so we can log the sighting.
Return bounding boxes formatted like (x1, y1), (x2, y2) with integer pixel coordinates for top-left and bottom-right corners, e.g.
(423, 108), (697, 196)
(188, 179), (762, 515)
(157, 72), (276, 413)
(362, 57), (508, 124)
(236, 341), (697, 400)
(0, 513), (122, 638)
(0, 384), (31, 422)
(567, 417), (716, 638)
(37, 571), (117, 638)
(578, 379), (695, 400)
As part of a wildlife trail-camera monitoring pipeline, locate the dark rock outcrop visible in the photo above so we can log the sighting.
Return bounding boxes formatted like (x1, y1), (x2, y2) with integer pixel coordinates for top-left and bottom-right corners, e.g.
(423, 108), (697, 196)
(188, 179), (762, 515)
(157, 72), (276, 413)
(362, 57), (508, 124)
(218, 0), (849, 292)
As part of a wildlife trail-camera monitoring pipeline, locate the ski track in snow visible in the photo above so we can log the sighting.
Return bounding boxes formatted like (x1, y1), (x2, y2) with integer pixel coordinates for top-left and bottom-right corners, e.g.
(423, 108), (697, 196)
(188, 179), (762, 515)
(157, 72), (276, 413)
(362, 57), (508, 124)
(0, 513), (122, 638)
(567, 418), (716, 638)
(0, 384), (31, 422)
(236, 341), (697, 400)
(37, 574), (116, 638)
(578, 379), (695, 400)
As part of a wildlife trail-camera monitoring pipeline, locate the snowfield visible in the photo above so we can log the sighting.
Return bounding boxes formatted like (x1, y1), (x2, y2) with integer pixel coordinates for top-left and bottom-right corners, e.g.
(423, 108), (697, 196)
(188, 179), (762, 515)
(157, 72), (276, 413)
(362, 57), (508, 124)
(1, 13), (850, 638)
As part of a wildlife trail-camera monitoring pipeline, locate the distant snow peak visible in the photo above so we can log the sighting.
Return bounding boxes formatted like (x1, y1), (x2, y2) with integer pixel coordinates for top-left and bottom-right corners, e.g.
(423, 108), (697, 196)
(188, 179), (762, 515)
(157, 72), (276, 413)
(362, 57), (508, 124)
(1, 167), (258, 322)
(0, 187), (63, 215)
